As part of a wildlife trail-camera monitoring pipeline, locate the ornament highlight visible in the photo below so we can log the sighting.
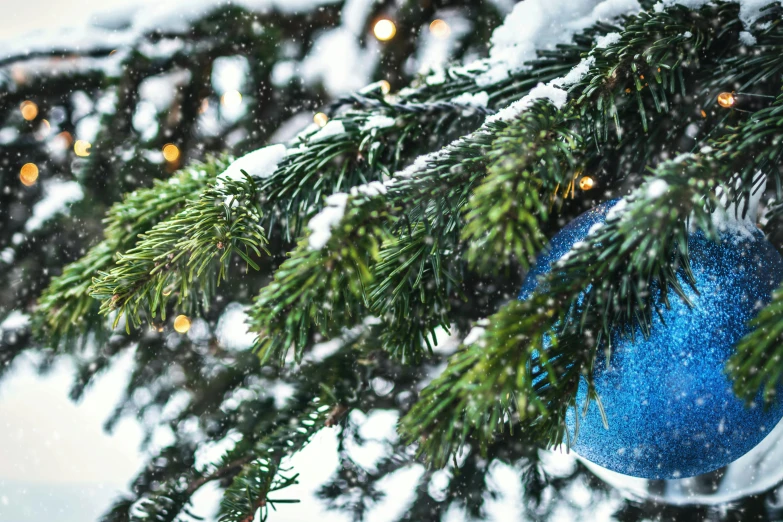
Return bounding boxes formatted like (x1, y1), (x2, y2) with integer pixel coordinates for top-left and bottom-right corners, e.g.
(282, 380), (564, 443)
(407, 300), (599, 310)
(520, 200), (783, 479)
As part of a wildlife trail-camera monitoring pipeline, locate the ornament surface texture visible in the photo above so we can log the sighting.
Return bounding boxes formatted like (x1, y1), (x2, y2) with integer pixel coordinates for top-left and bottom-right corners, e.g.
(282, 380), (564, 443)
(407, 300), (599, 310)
(520, 200), (783, 479)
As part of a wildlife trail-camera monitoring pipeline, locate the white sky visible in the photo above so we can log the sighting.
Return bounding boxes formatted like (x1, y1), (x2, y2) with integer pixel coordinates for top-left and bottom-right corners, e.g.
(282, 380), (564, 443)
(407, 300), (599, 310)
(0, 0), (139, 40)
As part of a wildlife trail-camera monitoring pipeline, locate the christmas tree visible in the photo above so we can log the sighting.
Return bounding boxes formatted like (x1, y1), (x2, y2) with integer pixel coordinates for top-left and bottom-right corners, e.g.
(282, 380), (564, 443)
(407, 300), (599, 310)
(5, 0), (783, 520)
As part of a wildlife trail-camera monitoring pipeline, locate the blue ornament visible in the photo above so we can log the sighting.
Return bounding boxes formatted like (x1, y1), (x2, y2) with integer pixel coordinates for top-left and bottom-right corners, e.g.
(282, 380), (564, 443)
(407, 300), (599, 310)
(520, 200), (783, 479)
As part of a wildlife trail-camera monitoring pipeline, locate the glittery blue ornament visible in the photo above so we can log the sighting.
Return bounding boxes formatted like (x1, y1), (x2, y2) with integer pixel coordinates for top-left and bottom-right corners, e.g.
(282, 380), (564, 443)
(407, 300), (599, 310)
(520, 200), (783, 479)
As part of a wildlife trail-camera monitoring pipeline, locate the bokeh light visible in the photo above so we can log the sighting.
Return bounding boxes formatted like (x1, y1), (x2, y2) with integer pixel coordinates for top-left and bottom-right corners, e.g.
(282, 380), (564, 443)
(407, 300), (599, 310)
(74, 140), (92, 157)
(54, 131), (74, 150)
(19, 163), (39, 186)
(221, 90), (243, 108)
(35, 119), (51, 140)
(162, 143), (180, 162)
(717, 92), (735, 108)
(373, 19), (397, 41)
(173, 314), (191, 333)
(20, 100), (38, 121)
(579, 176), (595, 191)
(429, 19), (451, 39)
(313, 112), (329, 127)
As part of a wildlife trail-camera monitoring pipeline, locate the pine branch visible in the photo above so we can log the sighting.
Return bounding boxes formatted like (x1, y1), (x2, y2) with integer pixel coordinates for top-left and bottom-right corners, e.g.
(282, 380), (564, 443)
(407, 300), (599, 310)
(100, 498), (134, 522)
(257, 97), (490, 239)
(217, 398), (332, 522)
(129, 454), (254, 522)
(368, 224), (459, 363)
(110, 330), (365, 522)
(720, 95), (783, 401)
(360, 125), (506, 361)
(90, 174), (268, 330)
(249, 116), (510, 365)
(250, 191), (389, 365)
(573, 2), (739, 133)
(462, 100), (579, 271)
(363, 1), (751, 363)
(33, 158), (223, 344)
(78, 13), (610, 342)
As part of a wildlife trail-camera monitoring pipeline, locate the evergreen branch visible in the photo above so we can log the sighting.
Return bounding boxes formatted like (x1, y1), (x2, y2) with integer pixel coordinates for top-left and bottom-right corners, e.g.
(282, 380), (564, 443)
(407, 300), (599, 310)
(100, 498), (135, 522)
(368, 225), (459, 363)
(729, 282), (783, 404)
(91, 174), (268, 330)
(87, 16), (600, 343)
(217, 398), (332, 522)
(708, 91), (783, 206)
(361, 124), (510, 360)
(258, 104), (487, 239)
(328, 91), (498, 117)
(573, 2), (739, 133)
(250, 191), (389, 365)
(33, 159), (223, 344)
(398, 302), (556, 468)
(250, 118), (506, 365)
(461, 100), (579, 271)
(81, 81), (491, 337)
(358, 1), (733, 361)
(104, 333), (364, 522)
(721, 96), (783, 400)
(407, 90), (781, 458)
(129, 454), (254, 522)
(401, 9), (783, 460)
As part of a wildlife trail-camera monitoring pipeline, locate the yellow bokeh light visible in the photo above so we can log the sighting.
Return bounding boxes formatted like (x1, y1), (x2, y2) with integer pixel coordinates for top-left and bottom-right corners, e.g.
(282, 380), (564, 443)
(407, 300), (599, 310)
(429, 19), (451, 39)
(19, 163), (39, 186)
(173, 314), (191, 333)
(20, 100), (38, 121)
(373, 19), (397, 41)
(162, 143), (180, 162)
(74, 140), (92, 157)
(221, 90), (243, 108)
(579, 176), (595, 191)
(717, 92), (735, 108)
(379, 80), (391, 95)
(313, 112), (329, 127)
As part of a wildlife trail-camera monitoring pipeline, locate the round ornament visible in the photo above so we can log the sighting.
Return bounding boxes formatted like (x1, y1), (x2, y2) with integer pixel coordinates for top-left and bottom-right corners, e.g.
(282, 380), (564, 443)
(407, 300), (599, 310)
(520, 199), (783, 479)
